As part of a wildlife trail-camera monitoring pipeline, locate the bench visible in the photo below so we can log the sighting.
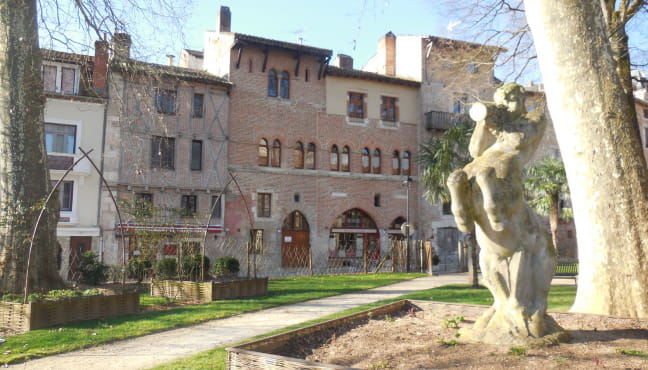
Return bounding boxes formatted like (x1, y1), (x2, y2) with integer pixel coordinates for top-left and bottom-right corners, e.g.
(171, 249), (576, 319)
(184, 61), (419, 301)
(554, 262), (578, 284)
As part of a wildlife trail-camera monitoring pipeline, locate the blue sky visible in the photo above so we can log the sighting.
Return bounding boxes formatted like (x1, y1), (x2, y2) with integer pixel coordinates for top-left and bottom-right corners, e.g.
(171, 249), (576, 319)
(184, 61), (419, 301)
(181, 0), (452, 68)
(37, 0), (646, 84)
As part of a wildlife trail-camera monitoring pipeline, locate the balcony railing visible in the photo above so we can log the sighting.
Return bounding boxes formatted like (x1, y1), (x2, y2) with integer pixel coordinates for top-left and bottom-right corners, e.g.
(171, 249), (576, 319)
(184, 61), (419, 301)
(47, 154), (91, 173)
(424, 111), (468, 131)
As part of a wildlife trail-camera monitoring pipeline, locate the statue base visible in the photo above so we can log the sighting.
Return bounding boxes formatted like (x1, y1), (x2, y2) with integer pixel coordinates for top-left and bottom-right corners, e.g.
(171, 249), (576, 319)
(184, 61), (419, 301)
(460, 306), (571, 347)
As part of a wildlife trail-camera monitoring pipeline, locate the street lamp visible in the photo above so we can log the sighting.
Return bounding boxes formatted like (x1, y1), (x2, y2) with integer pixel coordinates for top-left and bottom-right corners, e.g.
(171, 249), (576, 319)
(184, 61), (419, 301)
(402, 176), (412, 272)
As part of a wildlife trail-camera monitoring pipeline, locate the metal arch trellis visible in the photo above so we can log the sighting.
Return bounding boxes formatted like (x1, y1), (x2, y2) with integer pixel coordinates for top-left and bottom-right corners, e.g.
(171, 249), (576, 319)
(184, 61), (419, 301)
(23, 146), (128, 303)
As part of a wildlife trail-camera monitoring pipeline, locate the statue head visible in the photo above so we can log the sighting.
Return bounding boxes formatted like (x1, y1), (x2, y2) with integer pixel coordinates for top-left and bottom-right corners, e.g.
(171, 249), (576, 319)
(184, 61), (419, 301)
(494, 83), (526, 115)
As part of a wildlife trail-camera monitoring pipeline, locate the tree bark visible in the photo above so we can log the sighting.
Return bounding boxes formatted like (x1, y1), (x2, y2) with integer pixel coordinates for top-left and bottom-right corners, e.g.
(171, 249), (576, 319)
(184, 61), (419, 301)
(525, 0), (648, 318)
(0, 0), (65, 294)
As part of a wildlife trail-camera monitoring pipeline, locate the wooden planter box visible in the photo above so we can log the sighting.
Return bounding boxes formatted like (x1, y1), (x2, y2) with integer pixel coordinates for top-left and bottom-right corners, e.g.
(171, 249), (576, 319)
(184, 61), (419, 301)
(0, 291), (140, 332)
(226, 300), (412, 369)
(151, 278), (268, 302)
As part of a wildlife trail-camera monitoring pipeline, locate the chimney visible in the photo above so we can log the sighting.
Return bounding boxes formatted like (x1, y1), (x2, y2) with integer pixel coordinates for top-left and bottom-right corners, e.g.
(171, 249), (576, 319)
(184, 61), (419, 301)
(217, 6), (231, 32)
(379, 31), (396, 76)
(166, 54), (175, 66)
(334, 54), (354, 70)
(111, 33), (132, 60)
(93, 40), (109, 94)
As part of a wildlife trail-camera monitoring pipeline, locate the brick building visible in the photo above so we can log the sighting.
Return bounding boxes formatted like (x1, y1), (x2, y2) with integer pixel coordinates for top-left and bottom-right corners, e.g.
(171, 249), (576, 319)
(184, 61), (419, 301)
(175, 6), (511, 275)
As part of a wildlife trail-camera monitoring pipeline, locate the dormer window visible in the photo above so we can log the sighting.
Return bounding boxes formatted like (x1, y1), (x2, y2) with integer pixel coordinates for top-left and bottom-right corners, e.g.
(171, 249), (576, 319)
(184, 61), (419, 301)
(42, 63), (78, 95)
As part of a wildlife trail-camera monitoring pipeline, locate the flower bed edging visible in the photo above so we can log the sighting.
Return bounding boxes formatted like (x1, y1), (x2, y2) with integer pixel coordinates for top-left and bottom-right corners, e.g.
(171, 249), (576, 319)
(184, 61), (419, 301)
(150, 278), (268, 301)
(0, 291), (140, 332)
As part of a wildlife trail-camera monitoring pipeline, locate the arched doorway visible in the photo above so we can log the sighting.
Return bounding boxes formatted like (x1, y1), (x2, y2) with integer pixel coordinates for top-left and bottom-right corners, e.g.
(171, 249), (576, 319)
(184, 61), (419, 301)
(281, 211), (310, 268)
(328, 209), (379, 269)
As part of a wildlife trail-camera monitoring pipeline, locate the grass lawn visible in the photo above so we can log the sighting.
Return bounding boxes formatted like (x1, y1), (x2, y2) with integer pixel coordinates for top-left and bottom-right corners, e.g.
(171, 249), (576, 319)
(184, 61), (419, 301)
(0, 273), (424, 365)
(154, 284), (577, 370)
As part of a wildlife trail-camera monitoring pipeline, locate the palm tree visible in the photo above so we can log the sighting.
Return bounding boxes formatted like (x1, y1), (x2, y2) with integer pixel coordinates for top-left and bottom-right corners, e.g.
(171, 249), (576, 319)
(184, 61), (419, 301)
(418, 118), (478, 285)
(418, 119), (473, 204)
(523, 156), (572, 252)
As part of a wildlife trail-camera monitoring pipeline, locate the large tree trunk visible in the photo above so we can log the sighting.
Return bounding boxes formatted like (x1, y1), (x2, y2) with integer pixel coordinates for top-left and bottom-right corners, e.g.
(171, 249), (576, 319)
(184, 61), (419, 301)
(525, 0), (648, 318)
(0, 0), (65, 294)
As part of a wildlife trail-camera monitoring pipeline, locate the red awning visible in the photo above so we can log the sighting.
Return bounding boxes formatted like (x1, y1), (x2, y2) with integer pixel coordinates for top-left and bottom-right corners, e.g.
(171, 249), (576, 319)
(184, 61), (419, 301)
(116, 222), (223, 234)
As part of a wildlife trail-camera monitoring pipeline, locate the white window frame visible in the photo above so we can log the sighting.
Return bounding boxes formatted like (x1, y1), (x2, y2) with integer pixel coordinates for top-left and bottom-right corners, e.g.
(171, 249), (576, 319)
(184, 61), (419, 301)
(42, 62), (80, 95)
(51, 178), (79, 224)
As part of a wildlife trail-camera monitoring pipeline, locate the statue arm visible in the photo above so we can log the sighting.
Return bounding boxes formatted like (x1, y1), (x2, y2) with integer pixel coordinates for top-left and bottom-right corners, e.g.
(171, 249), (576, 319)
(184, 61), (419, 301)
(469, 120), (496, 158)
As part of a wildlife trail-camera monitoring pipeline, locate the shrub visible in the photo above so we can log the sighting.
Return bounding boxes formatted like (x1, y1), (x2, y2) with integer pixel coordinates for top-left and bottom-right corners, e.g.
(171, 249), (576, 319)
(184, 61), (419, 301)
(77, 251), (109, 285)
(128, 258), (152, 283)
(212, 256), (240, 278)
(432, 254), (441, 266)
(155, 258), (178, 280)
(0, 293), (23, 303)
(181, 254), (210, 281)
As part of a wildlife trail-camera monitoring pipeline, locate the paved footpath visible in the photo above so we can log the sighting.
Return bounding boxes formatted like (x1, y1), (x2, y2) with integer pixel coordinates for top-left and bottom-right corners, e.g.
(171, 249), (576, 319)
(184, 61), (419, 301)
(11, 274), (470, 369)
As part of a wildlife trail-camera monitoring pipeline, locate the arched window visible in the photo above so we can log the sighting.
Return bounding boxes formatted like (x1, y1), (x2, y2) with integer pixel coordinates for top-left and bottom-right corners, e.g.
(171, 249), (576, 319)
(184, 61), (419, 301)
(392, 150), (400, 175)
(271, 139), (281, 167)
(341, 146), (350, 172)
(402, 151), (411, 176)
(306, 142), (316, 169)
(330, 145), (339, 171)
(280, 71), (290, 98)
(268, 69), (278, 97)
(294, 141), (304, 169)
(258, 139), (269, 166)
(361, 148), (370, 173)
(372, 148), (381, 174)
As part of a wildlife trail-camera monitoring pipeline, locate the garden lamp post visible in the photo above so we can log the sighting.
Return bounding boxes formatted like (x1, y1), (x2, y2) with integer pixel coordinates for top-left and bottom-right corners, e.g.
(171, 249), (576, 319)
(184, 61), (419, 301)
(403, 176), (412, 272)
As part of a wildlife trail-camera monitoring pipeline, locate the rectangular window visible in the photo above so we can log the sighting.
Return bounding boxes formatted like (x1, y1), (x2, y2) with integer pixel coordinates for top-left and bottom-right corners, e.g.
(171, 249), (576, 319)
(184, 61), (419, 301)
(380, 96), (397, 121)
(44, 123), (76, 154)
(191, 140), (203, 171)
(452, 93), (468, 114)
(154, 89), (176, 114)
(180, 195), (197, 216)
(42, 63), (78, 95)
(644, 128), (648, 149)
(257, 193), (271, 218)
(442, 202), (452, 215)
(193, 93), (204, 118)
(134, 193), (153, 216)
(42, 65), (57, 92)
(51, 181), (74, 212)
(151, 136), (175, 169)
(135, 192), (153, 204)
(644, 108), (648, 119)
(210, 195), (222, 218)
(348, 92), (365, 119)
(163, 243), (178, 256)
(61, 67), (76, 94)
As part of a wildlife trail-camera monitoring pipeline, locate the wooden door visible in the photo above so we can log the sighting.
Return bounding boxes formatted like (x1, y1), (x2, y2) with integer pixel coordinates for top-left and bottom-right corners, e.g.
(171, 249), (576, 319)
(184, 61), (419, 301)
(68, 236), (92, 280)
(281, 230), (310, 268)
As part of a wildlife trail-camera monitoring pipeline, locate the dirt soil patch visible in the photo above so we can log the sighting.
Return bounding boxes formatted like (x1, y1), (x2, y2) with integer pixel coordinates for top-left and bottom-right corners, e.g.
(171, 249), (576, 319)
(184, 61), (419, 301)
(279, 301), (648, 369)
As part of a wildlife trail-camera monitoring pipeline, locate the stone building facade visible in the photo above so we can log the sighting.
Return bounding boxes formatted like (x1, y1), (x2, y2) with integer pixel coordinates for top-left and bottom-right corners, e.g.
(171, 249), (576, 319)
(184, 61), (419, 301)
(99, 34), (232, 267)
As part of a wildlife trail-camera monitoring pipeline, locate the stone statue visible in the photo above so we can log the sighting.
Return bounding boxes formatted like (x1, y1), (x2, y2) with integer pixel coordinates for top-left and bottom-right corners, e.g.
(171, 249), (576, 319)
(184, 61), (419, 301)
(447, 83), (569, 346)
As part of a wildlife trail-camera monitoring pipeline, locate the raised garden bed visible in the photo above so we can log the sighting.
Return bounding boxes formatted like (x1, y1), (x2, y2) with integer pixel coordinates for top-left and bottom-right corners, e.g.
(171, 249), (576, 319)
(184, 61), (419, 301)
(0, 291), (140, 332)
(226, 300), (411, 369)
(228, 300), (648, 369)
(150, 277), (268, 302)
